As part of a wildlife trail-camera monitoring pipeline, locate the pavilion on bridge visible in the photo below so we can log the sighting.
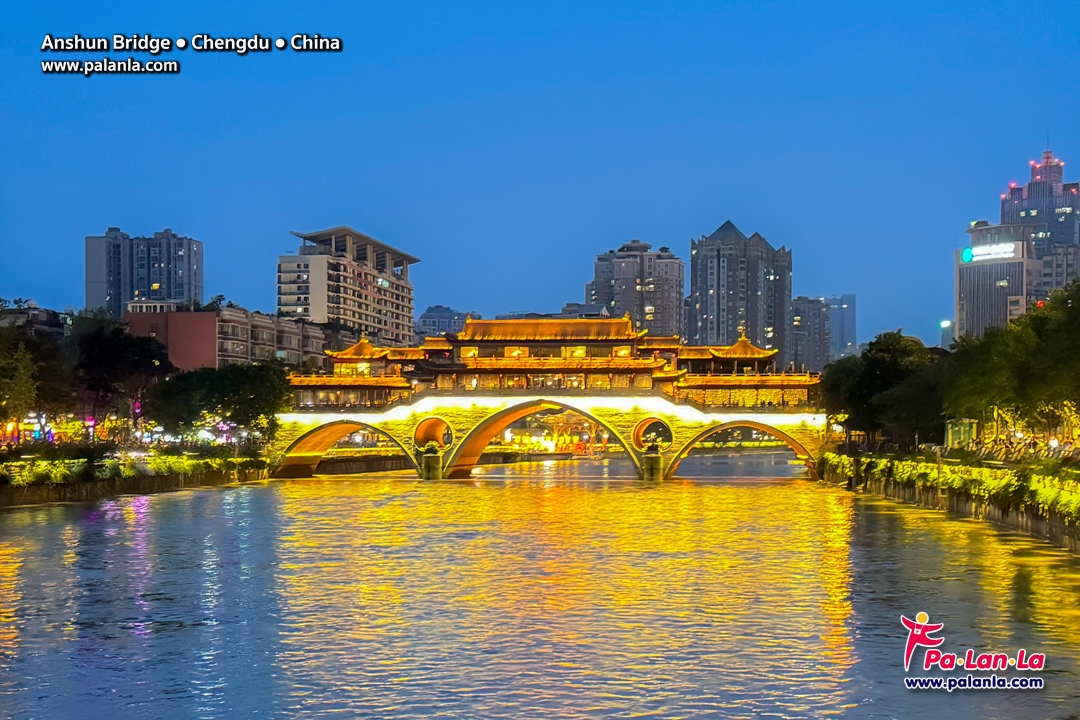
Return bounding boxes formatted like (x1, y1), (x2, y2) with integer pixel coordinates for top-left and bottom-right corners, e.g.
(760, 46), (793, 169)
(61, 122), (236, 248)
(288, 315), (820, 411)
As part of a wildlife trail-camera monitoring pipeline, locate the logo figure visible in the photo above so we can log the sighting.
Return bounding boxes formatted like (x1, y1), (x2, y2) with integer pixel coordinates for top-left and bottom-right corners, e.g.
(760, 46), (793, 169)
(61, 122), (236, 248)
(901, 612), (944, 671)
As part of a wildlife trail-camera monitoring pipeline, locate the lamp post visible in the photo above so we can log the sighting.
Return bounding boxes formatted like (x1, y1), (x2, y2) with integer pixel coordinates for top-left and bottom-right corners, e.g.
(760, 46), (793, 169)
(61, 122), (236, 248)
(939, 320), (954, 349)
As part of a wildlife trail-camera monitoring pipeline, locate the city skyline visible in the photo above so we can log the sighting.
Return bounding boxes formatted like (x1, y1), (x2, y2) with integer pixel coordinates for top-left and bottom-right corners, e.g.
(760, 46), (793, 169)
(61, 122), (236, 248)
(5, 2), (1080, 347)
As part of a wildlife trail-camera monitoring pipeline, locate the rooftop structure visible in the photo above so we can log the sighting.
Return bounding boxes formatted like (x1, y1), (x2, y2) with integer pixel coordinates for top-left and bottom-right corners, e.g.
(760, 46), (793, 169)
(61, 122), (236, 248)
(1000, 149), (1080, 256)
(586, 240), (685, 336)
(687, 221), (792, 364)
(85, 227), (204, 317)
(277, 226), (418, 346)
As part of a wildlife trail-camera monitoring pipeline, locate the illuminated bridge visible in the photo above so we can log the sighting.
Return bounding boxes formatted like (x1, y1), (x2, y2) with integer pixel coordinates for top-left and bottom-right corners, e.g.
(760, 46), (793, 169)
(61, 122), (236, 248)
(270, 317), (828, 481)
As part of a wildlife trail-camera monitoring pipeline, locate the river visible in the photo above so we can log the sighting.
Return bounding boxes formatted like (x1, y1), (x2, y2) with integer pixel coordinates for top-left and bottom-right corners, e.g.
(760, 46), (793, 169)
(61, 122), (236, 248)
(1, 453), (1079, 718)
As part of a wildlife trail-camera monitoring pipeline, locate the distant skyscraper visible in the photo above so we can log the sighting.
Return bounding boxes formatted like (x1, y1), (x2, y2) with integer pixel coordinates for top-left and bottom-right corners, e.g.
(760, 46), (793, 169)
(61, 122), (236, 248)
(954, 149), (1080, 339)
(586, 240), (685, 336)
(1000, 149), (1080, 257)
(85, 227), (204, 317)
(277, 226), (418, 347)
(825, 294), (857, 360)
(688, 221), (792, 362)
(416, 305), (478, 339)
(791, 296), (831, 372)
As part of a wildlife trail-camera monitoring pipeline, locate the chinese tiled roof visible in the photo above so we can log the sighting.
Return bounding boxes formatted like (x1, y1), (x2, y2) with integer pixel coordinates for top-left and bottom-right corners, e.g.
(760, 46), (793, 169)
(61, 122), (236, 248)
(462, 356), (666, 371)
(326, 336), (388, 360)
(453, 316), (643, 342)
(675, 331), (778, 361)
(326, 338), (426, 361)
(677, 347), (717, 360)
(676, 373), (818, 388)
(638, 335), (682, 350)
(711, 334), (778, 359)
(420, 336), (453, 351)
(289, 375), (412, 388)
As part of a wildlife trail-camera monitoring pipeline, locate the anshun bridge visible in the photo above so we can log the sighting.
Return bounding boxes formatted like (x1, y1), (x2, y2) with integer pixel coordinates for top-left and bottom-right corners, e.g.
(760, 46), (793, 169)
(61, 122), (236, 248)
(270, 316), (827, 480)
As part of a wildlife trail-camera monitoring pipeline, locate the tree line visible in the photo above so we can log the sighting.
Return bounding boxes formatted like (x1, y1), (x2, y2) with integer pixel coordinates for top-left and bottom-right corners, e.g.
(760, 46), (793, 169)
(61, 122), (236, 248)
(821, 282), (1080, 450)
(0, 307), (291, 446)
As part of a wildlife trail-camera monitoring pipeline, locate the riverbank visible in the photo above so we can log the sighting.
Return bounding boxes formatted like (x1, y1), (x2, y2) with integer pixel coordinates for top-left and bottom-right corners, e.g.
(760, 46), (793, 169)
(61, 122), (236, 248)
(821, 453), (1080, 554)
(0, 468), (268, 509)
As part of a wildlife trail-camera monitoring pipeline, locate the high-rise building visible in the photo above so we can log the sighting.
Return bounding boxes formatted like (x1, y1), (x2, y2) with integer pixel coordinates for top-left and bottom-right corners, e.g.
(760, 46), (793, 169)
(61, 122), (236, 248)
(687, 221), (792, 362)
(586, 240), (685, 337)
(954, 149), (1080, 339)
(1000, 149), (1080, 257)
(791, 297), (831, 372)
(277, 226), (419, 347)
(85, 227), (204, 317)
(825, 294), (857, 360)
(416, 305), (479, 340)
(956, 222), (1043, 338)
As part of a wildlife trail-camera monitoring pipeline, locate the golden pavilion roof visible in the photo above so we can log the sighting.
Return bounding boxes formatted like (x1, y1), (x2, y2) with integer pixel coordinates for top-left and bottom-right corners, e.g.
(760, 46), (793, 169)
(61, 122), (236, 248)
(386, 348), (425, 360)
(676, 331), (778, 361)
(639, 335), (682, 350)
(453, 316), (644, 342)
(290, 375), (412, 388)
(420, 336), (453, 351)
(327, 337), (425, 361)
(326, 336), (388, 360)
(676, 373), (818, 388)
(713, 333), (778, 359)
(462, 356), (667, 371)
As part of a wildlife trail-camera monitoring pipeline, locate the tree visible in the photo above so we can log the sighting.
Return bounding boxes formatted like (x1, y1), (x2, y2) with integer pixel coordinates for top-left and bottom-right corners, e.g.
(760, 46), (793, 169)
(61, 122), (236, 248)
(0, 343), (38, 433)
(820, 354), (866, 438)
(820, 330), (941, 449)
(207, 363), (292, 443)
(203, 294), (226, 311)
(144, 368), (216, 435)
(144, 363), (293, 446)
(874, 360), (946, 448)
(75, 323), (173, 428)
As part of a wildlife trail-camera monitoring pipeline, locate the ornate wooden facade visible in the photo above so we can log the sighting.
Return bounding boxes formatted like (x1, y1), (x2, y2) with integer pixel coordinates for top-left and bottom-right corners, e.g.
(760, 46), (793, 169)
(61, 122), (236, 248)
(289, 316), (819, 411)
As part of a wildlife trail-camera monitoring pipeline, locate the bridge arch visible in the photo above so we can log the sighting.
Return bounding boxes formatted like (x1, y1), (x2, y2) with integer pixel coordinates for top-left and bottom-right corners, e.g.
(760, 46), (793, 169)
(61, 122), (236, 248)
(666, 420), (813, 480)
(442, 399), (640, 479)
(276, 419), (419, 478)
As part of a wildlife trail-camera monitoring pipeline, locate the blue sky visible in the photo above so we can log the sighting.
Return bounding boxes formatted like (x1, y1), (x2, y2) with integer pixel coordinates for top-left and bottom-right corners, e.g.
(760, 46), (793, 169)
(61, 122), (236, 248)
(2, 1), (1078, 344)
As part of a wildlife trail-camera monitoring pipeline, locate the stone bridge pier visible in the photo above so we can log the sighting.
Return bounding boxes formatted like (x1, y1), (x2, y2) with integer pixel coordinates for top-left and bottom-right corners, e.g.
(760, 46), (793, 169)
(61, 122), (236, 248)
(268, 395), (827, 481)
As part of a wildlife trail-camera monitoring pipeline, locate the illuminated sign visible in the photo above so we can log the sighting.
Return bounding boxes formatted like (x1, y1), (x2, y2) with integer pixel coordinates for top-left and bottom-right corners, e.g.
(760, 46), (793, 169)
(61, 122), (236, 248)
(961, 243), (1017, 263)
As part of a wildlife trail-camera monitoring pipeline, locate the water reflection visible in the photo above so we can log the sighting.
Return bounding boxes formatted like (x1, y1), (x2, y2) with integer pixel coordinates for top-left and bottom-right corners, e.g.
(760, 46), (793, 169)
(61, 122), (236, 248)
(0, 453), (1077, 718)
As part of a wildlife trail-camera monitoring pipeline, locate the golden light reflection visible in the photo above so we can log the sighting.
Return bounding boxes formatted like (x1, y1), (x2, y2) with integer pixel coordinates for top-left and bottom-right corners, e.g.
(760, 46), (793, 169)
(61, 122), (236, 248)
(0, 541), (23, 657)
(887, 500), (1080, 649)
(271, 476), (859, 715)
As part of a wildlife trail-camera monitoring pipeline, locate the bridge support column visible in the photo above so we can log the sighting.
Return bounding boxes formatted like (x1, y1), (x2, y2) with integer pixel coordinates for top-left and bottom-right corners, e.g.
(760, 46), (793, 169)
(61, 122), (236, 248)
(421, 452), (443, 481)
(642, 452), (662, 482)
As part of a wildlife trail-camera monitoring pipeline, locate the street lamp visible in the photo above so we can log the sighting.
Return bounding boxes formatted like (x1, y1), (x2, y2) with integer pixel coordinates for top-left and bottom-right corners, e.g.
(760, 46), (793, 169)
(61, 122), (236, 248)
(939, 319), (955, 349)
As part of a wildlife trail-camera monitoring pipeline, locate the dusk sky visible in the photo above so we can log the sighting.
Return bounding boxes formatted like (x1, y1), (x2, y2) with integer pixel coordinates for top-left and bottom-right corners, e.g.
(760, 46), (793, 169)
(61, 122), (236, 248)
(3, 1), (1079, 344)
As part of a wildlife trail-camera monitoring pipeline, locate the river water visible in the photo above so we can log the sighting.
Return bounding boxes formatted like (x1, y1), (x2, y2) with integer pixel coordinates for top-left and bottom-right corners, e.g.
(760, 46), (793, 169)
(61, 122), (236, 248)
(1, 453), (1079, 719)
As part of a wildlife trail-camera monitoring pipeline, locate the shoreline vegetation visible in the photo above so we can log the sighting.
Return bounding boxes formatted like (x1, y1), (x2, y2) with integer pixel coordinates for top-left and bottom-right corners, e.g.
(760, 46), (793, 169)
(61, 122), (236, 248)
(820, 452), (1080, 553)
(0, 444), (271, 508)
